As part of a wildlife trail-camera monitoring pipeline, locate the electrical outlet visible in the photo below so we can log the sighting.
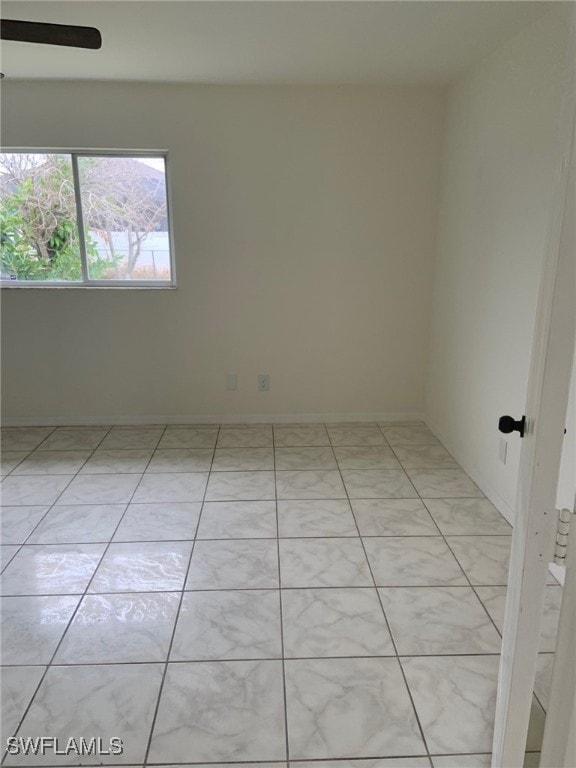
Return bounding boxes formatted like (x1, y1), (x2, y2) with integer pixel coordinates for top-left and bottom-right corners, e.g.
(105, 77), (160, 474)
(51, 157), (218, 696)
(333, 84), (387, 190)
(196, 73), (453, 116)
(225, 374), (237, 391)
(499, 437), (508, 465)
(258, 374), (270, 391)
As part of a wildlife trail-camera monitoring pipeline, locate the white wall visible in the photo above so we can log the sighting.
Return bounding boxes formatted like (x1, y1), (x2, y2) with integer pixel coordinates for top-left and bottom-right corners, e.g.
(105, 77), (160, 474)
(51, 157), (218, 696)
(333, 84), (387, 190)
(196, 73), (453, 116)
(1, 83), (445, 424)
(425, 7), (572, 520)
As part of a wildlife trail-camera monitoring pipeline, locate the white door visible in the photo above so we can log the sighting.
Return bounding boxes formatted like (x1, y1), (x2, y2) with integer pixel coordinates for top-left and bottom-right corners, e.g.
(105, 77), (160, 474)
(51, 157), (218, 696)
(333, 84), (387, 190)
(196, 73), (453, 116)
(491, 71), (575, 768)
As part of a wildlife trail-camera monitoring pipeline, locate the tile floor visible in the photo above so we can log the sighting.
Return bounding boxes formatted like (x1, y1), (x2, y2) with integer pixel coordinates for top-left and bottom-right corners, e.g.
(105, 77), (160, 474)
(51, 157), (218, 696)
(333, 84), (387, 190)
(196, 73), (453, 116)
(0, 422), (561, 767)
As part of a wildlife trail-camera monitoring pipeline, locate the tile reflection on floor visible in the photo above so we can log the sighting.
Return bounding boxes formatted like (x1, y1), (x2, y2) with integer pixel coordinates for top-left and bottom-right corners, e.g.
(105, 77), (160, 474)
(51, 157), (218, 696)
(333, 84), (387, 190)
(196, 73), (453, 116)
(0, 421), (559, 766)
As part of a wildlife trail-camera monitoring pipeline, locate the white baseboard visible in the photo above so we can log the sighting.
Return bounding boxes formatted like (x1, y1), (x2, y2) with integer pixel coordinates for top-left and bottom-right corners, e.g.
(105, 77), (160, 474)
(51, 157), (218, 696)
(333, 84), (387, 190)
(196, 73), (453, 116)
(1, 411), (425, 427)
(424, 415), (516, 526)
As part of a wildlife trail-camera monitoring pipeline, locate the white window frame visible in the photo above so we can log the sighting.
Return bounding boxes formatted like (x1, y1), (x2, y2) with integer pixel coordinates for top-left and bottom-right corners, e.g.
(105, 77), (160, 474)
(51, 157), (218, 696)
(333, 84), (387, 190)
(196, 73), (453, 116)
(0, 148), (177, 289)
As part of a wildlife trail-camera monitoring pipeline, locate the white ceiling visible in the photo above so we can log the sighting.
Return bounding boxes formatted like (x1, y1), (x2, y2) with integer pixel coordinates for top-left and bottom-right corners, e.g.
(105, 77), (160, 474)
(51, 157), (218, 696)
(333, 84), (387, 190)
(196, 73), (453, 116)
(1, 1), (551, 84)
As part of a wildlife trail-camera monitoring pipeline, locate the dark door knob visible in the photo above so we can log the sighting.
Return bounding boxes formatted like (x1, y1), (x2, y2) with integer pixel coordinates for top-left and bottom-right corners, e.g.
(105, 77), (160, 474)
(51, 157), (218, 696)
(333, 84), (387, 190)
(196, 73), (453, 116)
(499, 415), (526, 437)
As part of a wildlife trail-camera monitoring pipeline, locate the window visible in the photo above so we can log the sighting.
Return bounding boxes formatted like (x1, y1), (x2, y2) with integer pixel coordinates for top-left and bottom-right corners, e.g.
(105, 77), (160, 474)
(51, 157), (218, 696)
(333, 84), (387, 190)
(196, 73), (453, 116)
(0, 151), (175, 286)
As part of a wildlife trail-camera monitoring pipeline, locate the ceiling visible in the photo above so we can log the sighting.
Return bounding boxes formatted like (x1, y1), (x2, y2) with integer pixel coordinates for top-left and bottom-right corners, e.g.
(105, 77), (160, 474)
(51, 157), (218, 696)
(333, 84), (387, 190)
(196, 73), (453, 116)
(1, 1), (551, 84)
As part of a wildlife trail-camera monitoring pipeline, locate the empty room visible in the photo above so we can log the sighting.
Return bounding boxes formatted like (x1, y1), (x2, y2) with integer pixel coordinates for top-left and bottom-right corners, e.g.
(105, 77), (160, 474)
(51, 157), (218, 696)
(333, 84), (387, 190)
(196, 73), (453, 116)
(0, 2), (574, 767)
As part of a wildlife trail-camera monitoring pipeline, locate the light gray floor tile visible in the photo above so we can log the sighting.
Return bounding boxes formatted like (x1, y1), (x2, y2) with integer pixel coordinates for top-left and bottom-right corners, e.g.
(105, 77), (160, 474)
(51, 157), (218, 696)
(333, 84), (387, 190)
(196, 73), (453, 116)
(447, 536), (512, 585)
(14, 450), (91, 475)
(280, 538), (372, 588)
(186, 539), (279, 590)
(274, 427), (330, 447)
(1, 506), (50, 544)
(0, 544), (20, 571)
(364, 537), (467, 586)
(392, 445), (458, 469)
(100, 427), (163, 450)
(1, 595), (79, 664)
(54, 592), (180, 664)
(158, 428), (218, 449)
(197, 501), (277, 539)
(328, 426), (387, 446)
(217, 428), (273, 448)
(0, 544), (106, 596)
(206, 471), (276, 501)
(342, 469), (417, 499)
(432, 757), (491, 767)
(89, 541), (193, 593)
(1, 427), (54, 451)
(113, 502), (201, 541)
(8, 664), (163, 766)
(297, 761), (429, 768)
(37, 428), (109, 451)
(0, 666), (46, 741)
(58, 474), (141, 505)
(80, 449), (152, 474)
(171, 590), (282, 660)
(1, 475), (73, 506)
(282, 587), (393, 657)
(285, 657), (425, 759)
(131, 472), (208, 503)
(212, 448), (274, 471)
(407, 469), (483, 498)
(0, 450), (30, 475)
(424, 498), (511, 535)
(382, 426), (440, 446)
(275, 447), (337, 471)
(278, 500), (356, 537)
(334, 446), (401, 470)
(148, 661), (286, 763)
(379, 586), (501, 654)
(276, 470), (346, 500)
(146, 448), (214, 472)
(351, 499), (438, 536)
(27, 504), (126, 544)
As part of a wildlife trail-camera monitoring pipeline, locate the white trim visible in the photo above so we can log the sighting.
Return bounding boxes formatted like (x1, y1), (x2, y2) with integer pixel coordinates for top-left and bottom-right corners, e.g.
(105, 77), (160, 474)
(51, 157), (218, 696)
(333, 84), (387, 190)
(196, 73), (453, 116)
(0, 411), (425, 427)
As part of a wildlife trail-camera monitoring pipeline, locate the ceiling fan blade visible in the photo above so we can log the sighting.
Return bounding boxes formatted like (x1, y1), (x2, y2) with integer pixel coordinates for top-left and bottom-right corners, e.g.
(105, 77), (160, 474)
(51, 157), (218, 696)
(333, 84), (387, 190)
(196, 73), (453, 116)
(0, 19), (102, 49)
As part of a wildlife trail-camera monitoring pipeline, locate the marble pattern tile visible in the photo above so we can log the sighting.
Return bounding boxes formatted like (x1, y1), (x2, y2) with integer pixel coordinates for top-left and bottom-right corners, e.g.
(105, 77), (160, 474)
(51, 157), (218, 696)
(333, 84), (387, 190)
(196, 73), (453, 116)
(146, 449), (214, 472)
(9, 663), (164, 766)
(148, 661), (286, 762)
(432, 757), (491, 767)
(131, 472), (208, 503)
(57, 474), (141, 505)
(27, 504), (126, 544)
(274, 426), (330, 447)
(334, 446), (401, 470)
(382, 426), (440, 446)
(171, 589), (282, 660)
(0, 666), (46, 741)
(447, 536), (512, 585)
(407, 469), (483, 498)
(1, 475), (73, 506)
(100, 427), (163, 450)
(280, 538), (372, 588)
(0, 506), (50, 544)
(212, 447), (274, 471)
(1, 427), (54, 451)
(276, 470), (346, 500)
(158, 427), (218, 449)
(297, 761), (429, 768)
(197, 501), (277, 539)
(206, 471), (276, 501)
(392, 445), (458, 469)
(341, 469), (417, 499)
(79, 449), (152, 474)
(364, 537), (467, 586)
(424, 498), (511, 535)
(186, 539), (279, 589)
(54, 592), (180, 664)
(282, 587), (393, 658)
(275, 447), (337, 470)
(13, 450), (91, 475)
(278, 500), (357, 537)
(351, 499), (439, 536)
(113, 502), (201, 541)
(38, 427), (109, 451)
(0, 450), (29, 475)
(401, 655), (500, 754)
(89, 541), (192, 593)
(285, 657), (425, 759)
(1, 595), (80, 664)
(0, 544), (105, 596)
(379, 586), (502, 654)
(217, 428), (273, 448)
(1, 545), (20, 571)
(327, 426), (386, 446)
